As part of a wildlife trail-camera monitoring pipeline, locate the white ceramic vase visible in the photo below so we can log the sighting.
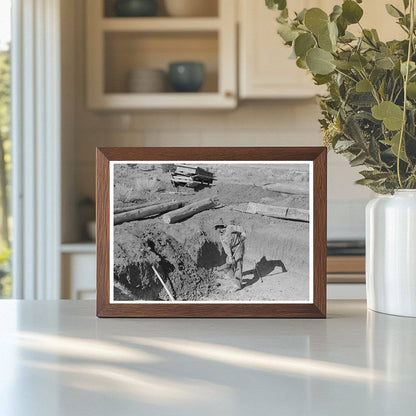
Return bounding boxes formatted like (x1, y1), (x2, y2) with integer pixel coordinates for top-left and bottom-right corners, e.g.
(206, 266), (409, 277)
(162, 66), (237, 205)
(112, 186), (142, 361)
(366, 190), (416, 317)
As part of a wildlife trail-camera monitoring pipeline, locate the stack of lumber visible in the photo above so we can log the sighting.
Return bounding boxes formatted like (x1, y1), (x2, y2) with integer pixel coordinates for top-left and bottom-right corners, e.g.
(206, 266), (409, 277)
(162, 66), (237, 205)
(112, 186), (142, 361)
(171, 165), (215, 188)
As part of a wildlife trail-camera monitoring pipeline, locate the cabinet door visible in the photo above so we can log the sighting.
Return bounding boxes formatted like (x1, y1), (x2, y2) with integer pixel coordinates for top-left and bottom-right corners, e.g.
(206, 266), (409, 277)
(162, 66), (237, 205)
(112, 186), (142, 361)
(239, 0), (405, 99)
(239, 0), (322, 99)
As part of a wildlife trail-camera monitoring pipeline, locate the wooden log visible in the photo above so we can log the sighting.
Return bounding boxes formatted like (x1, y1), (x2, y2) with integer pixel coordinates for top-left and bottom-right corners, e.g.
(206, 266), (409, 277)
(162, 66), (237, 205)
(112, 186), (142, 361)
(114, 201), (159, 215)
(114, 201), (183, 225)
(263, 182), (309, 195)
(245, 202), (309, 222)
(162, 198), (216, 224)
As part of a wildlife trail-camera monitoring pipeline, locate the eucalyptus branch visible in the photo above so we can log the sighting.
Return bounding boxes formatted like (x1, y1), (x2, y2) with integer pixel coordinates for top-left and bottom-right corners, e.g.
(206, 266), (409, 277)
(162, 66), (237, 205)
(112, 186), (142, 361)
(334, 68), (358, 83)
(390, 79), (398, 102)
(358, 69), (381, 104)
(397, 0), (415, 188)
(267, 0), (416, 193)
(393, 86), (404, 103)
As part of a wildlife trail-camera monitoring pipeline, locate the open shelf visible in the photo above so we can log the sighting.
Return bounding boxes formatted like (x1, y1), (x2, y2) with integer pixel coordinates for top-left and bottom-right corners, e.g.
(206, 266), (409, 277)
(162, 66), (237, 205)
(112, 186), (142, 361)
(101, 17), (221, 32)
(104, 31), (219, 94)
(91, 92), (235, 109)
(86, 0), (237, 109)
(61, 242), (96, 254)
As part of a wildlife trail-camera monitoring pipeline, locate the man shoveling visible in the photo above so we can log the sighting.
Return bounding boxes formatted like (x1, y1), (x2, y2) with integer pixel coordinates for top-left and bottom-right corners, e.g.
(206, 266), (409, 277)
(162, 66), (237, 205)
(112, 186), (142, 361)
(215, 219), (246, 290)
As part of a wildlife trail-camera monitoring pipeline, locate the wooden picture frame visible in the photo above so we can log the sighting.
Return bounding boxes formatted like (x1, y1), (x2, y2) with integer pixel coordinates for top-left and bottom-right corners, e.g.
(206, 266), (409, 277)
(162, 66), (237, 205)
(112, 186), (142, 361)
(97, 147), (327, 318)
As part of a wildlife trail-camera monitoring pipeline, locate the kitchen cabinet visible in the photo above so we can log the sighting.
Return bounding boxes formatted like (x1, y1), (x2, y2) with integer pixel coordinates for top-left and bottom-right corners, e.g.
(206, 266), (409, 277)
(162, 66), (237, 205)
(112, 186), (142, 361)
(238, 0), (404, 99)
(239, 0), (325, 99)
(61, 244), (96, 300)
(86, 0), (237, 109)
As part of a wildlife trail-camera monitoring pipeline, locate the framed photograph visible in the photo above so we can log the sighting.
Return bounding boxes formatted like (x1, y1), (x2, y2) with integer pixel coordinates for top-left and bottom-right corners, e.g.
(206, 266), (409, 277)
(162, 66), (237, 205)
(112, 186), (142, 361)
(96, 147), (327, 318)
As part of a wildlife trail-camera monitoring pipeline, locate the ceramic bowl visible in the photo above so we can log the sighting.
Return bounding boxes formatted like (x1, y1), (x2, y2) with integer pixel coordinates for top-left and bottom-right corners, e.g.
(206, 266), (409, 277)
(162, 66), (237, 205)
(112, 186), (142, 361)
(168, 62), (205, 93)
(114, 0), (158, 17)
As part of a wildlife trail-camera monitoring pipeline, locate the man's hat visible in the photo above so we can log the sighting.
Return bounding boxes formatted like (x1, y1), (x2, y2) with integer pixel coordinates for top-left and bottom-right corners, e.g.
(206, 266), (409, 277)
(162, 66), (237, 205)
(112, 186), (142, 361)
(214, 218), (226, 229)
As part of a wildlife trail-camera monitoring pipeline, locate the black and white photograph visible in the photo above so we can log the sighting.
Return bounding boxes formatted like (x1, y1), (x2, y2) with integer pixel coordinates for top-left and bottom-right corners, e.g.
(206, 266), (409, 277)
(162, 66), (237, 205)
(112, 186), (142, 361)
(110, 161), (313, 303)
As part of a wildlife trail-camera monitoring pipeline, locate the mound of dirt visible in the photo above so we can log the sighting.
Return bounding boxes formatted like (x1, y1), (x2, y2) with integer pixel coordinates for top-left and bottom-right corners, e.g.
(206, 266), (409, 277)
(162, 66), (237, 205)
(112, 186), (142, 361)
(114, 223), (217, 301)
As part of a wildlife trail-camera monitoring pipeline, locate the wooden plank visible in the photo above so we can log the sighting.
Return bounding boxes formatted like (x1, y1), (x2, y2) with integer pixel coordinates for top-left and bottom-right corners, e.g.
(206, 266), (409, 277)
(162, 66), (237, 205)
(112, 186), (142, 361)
(175, 166), (198, 175)
(246, 203), (287, 218)
(162, 198), (216, 224)
(263, 182), (309, 195)
(287, 207), (309, 222)
(245, 203), (309, 222)
(327, 256), (365, 274)
(114, 201), (183, 225)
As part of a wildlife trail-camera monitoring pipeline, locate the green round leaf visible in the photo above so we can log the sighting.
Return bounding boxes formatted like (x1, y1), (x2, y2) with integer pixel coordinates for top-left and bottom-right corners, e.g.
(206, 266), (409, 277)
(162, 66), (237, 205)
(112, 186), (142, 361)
(318, 32), (332, 52)
(266, 0), (287, 11)
(342, 0), (363, 24)
(371, 101), (403, 131)
(330, 5), (343, 22)
(385, 4), (403, 18)
(333, 59), (353, 70)
(317, 22), (338, 52)
(336, 15), (348, 35)
(294, 33), (315, 57)
(375, 56), (395, 70)
(304, 8), (329, 35)
(277, 23), (299, 42)
(306, 48), (335, 75)
(382, 132), (409, 162)
(356, 79), (372, 93)
(407, 82), (416, 99)
(350, 53), (368, 69)
(296, 57), (307, 69)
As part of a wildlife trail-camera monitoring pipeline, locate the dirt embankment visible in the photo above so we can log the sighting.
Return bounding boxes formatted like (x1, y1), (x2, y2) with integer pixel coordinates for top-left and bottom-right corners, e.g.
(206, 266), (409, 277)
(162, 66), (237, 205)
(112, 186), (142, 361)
(114, 222), (219, 301)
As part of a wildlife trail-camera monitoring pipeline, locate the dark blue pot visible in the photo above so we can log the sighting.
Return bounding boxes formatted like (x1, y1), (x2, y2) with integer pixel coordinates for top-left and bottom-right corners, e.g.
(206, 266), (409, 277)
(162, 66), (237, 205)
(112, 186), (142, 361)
(114, 0), (158, 17)
(169, 62), (205, 93)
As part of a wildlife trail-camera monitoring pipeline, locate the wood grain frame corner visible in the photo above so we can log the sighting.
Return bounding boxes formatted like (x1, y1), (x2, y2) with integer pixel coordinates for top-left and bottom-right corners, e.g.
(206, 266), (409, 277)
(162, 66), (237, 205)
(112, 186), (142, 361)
(96, 147), (327, 318)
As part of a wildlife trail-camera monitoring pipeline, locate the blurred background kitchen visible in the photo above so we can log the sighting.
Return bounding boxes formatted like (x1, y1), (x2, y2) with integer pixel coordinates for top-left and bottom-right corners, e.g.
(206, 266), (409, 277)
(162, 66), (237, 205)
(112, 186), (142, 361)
(1, 0), (403, 301)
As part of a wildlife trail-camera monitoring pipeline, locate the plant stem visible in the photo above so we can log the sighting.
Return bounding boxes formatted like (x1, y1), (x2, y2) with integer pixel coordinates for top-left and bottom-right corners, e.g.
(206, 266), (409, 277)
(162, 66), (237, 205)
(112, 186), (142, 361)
(397, 0), (415, 188)
(358, 69), (380, 104)
(334, 68), (357, 83)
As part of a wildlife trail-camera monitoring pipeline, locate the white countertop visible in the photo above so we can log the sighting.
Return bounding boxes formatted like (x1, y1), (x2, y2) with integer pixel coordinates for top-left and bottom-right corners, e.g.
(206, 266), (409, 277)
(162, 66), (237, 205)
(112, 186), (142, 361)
(0, 300), (415, 415)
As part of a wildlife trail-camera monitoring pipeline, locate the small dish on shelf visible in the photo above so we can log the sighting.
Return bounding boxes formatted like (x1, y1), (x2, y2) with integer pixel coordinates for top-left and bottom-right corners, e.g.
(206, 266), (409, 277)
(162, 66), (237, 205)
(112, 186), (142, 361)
(168, 61), (205, 92)
(127, 68), (167, 93)
(114, 0), (158, 17)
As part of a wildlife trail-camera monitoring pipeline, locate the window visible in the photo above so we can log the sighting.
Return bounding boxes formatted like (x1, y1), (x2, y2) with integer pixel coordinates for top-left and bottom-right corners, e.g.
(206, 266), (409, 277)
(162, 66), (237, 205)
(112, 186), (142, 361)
(0, 0), (11, 298)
